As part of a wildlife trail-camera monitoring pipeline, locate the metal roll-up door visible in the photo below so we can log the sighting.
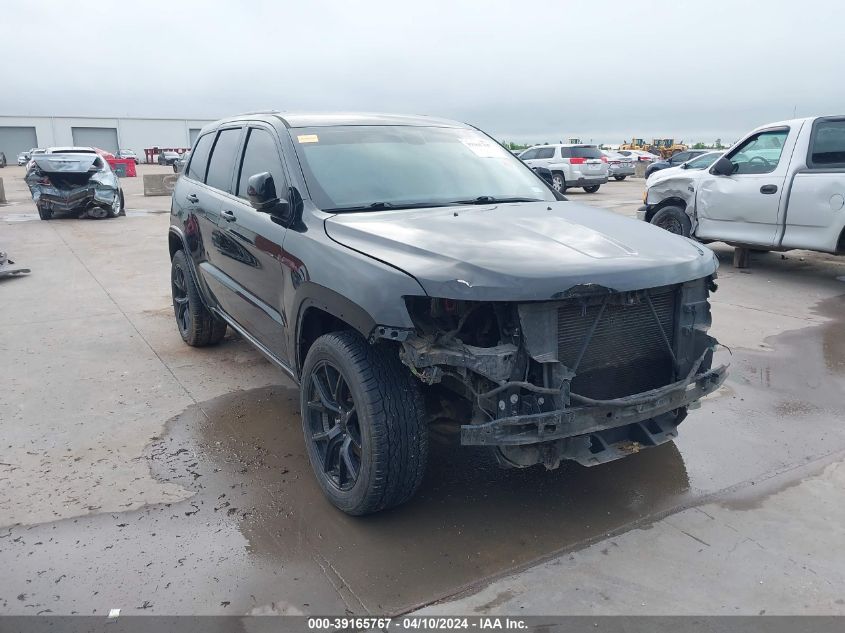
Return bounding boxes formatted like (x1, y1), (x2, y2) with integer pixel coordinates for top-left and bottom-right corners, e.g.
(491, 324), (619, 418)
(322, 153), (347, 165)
(71, 127), (119, 153)
(0, 126), (38, 157)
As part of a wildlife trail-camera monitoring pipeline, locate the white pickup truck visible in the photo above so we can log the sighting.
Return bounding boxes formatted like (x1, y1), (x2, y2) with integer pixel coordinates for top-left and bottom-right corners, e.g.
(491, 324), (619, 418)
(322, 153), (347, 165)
(638, 116), (845, 256)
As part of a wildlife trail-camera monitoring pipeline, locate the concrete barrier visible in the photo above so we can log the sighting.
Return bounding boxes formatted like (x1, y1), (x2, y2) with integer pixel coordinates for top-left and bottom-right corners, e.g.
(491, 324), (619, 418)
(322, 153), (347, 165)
(0, 178), (6, 204)
(143, 173), (179, 196)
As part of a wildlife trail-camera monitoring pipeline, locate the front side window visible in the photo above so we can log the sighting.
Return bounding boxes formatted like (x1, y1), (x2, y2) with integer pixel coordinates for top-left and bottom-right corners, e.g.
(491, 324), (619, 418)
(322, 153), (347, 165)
(670, 152), (689, 164)
(205, 128), (242, 192)
(686, 153), (720, 170)
(291, 125), (555, 211)
(237, 128), (286, 200)
(534, 147), (555, 159)
(186, 133), (213, 182)
(519, 148), (539, 160)
(808, 118), (845, 168)
(727, 129), (789, 175)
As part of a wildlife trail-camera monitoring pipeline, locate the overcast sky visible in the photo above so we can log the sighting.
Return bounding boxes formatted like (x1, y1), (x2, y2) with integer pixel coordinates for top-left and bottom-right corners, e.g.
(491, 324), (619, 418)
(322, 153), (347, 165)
(2, 0), (842, 144)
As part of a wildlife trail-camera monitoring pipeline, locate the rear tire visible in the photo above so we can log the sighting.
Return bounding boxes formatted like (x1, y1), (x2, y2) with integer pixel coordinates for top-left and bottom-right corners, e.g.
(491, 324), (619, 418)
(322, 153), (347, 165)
(651, 205), (692, 237)
(107, 190), (125, 218)
(614, 175), (626, 181)
(300, 331), (428, 515)
(583, 185), (601, 193)
(170, 249), (227, 346)
(37, 203), (52, 220)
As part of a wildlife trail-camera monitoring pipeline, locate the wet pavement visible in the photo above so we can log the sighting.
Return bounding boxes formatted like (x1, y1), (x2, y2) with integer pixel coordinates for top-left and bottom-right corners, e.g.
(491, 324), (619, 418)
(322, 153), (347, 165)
(2, 176), (845, 615)
(3, 292), (844, 614)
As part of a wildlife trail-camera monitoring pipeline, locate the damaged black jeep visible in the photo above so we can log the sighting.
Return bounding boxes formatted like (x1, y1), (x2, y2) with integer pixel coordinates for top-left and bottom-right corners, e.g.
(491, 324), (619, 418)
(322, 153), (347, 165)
(169, 112), (726, 515)
(26, 147), (125, 220)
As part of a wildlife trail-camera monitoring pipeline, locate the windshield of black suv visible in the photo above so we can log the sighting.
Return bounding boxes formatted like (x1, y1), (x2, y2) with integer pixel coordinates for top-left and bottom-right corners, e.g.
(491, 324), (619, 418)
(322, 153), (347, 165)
(290, 125), (555, 211)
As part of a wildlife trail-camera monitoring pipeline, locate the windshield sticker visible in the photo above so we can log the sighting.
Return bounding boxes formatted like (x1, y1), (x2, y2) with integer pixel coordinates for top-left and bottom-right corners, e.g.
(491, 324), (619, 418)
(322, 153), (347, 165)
(297, 134), (319, 144)
(460, 137), (505, 158)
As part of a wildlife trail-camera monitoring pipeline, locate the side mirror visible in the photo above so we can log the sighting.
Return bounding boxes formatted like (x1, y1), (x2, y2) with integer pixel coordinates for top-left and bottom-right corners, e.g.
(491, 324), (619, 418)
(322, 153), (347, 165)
(710, 157), (734, 176)
(247, 172), (290, 219)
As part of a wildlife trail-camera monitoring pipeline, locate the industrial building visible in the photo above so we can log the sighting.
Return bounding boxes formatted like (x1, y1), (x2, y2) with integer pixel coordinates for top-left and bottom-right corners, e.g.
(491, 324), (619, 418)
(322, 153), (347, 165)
(0, 115), (215, 160)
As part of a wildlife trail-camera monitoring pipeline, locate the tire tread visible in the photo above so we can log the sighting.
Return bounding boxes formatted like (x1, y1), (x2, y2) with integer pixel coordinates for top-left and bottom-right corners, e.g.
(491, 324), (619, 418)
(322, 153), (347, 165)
(171, 249), (227, 347)
(303, 331), (428, 515)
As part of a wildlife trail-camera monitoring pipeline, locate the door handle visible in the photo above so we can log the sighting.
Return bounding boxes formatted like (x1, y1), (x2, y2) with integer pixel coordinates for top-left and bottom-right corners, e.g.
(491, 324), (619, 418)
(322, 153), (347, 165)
(220, 209), (237, 222)
(760, 184), (778, 194)
(186, 193), (199, 203)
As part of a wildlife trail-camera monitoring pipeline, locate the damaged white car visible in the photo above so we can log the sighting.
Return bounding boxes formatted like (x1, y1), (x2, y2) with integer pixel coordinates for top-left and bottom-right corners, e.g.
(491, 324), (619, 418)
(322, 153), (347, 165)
(26, 147), (125, 220)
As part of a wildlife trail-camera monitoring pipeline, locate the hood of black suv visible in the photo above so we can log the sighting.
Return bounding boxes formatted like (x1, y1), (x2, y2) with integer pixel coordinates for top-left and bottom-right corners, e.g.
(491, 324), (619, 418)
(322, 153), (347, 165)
(324, 201), (717, 301)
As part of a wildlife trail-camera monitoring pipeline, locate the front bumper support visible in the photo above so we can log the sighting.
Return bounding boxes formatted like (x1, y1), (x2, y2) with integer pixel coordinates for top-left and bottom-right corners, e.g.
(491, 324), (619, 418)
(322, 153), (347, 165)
(461, 364), (727, 446)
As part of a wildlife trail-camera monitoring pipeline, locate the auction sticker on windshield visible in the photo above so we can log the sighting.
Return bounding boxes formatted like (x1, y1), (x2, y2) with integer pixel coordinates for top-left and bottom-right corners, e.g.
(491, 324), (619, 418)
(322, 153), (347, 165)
(460, 137), (506, 158)
(297, 134), (319, 143)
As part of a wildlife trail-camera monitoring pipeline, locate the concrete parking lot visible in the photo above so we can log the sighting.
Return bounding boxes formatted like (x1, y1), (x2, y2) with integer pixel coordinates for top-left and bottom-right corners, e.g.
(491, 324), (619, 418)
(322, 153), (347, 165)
(1, 166), (844, 615)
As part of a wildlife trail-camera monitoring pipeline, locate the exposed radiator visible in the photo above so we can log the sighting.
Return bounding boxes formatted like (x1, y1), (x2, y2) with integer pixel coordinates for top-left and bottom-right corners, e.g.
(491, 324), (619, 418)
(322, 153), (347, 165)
(557, 288), (677, 400)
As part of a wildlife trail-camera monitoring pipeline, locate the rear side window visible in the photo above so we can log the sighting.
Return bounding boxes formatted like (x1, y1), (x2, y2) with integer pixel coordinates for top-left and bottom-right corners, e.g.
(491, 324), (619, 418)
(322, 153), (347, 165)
(570, 146), (602, 159)
(237, 128), (286, 199)
(534, 147), (555, 159)
(808, 119), (845, 168)
(186, 134), (213, 182)
(205, 128), (242, 192)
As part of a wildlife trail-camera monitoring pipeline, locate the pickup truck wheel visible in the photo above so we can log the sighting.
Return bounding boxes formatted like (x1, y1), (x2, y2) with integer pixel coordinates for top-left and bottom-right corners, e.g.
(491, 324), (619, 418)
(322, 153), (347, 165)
(301, 331), (428, 515)
(651, 205), (691, 237)
(583, 185), (601, 193)
(170, 249), (227, 346)
(37, 203), (52, 221)
(551, 172), (566, 193)
(614, 175), (626, 181)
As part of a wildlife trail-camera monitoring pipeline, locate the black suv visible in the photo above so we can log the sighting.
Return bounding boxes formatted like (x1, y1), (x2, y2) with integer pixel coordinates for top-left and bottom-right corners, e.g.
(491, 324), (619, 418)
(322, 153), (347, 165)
(169, 112), (726, 515)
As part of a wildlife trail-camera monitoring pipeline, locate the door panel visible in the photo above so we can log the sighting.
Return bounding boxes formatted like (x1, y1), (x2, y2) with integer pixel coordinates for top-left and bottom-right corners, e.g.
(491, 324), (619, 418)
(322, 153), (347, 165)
(217, 204), (289, 361)
(694, 127), (798, 246)
(212, 126), (292, 364)
(781, 171), (845, 251)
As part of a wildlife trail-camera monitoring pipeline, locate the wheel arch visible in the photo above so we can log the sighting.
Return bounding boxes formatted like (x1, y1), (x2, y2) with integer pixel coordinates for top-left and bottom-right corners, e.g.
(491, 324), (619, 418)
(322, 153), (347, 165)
(168, 226), (185, 260)
(837, 223), (845, 255)
(168, 226), (216, 312)
(294, 286), (379, 376)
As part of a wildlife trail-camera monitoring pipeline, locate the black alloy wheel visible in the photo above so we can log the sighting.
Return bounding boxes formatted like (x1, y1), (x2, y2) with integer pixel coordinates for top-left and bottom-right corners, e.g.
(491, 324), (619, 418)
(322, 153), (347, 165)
(304, 359), (363, 491)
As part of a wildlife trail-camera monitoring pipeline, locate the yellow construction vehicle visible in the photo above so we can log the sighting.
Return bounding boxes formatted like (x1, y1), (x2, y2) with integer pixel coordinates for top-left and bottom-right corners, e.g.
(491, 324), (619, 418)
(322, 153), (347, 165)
(650, 138), (689, 158)
(620, 138), (649, 151)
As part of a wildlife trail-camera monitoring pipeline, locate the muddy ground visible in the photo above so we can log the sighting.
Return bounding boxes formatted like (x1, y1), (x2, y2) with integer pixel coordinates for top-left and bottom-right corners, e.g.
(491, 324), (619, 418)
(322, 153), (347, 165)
(1, 167), (844, 615)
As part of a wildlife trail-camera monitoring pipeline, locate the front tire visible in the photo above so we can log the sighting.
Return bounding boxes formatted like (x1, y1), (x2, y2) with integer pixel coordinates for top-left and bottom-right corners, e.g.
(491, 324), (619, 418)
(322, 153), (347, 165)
(551, 172), (566, 193)
(37, 203), (52, 220)
(650, 205), (692, 237)
(614, 175), (626, 181)
(170, 249), (227, 346)
(300, 331), (428, 515)
(583, 185), (601, 193)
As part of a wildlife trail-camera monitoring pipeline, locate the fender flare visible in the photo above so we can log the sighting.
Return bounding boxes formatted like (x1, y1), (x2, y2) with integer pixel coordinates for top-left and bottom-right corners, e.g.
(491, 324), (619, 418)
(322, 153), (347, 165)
(293, 284), (379, 373)
(168, 225), (216, 311)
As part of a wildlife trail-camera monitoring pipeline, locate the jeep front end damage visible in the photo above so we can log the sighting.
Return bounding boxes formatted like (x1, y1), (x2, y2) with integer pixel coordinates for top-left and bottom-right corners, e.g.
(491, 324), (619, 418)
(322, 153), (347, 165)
(399, 278), (727, 469)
